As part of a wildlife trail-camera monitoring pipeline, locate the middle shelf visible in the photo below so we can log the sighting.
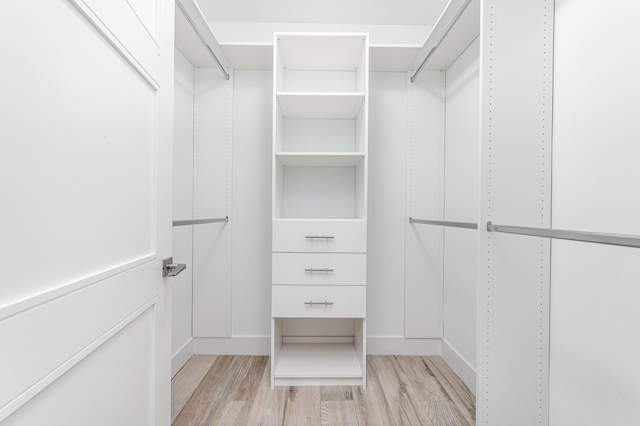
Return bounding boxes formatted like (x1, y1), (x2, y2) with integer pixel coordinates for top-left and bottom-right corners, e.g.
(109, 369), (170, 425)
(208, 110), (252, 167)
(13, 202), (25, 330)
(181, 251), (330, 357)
(276, 152), (365, 167)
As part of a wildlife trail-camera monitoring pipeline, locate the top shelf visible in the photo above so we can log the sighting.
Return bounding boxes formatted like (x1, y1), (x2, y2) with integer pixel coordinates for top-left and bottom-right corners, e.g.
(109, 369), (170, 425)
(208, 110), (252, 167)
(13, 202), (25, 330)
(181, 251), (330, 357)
(276, 33), (368, 71)
(174, 0), (230, 70)
(410, 0), (480, 73)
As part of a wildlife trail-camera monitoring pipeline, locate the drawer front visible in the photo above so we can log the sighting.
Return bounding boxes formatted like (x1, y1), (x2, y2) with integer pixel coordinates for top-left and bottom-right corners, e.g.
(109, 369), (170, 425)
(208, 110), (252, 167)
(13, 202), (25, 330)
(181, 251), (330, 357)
(272, 285), (366, 318)
(272, 253), (366, 286)
(273, 220), (366, 253)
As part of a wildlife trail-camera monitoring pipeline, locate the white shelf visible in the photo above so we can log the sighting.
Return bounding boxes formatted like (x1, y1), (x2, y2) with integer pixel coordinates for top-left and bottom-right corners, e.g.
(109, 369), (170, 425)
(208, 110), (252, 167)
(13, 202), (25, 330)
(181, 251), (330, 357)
(276, 152), (364, 167)
(273, 218), (366, 223)
(220, 42), (273, 70)
(410, 0), (480, 72)
(277, 92), (365, 119)
(370, 44), (423, 72)
(174, 0), (230, 69)
(274, 343), (363, 380)
(217, 42), (423, 72)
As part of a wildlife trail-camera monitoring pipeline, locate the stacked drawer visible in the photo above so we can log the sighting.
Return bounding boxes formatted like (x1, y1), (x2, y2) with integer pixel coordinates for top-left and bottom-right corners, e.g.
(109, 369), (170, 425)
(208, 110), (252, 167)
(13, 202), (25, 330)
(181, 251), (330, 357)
(272, 220), (366, 319)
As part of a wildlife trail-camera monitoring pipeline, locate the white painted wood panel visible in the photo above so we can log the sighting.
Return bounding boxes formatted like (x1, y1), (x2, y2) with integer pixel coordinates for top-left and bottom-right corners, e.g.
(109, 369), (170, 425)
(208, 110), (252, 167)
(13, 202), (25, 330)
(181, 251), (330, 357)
(0, 0), (173, 422)
(272, 286), (366, 318)
(281, 318), (356, 337)
(171, 47), (195, 375)
(442, 37), (479, 381)
(282, 118), (357, 152)
(272, 253), (366, 286)
(283, 71), (357, 92)
(231, 70), (273, 337)
(4, 307), (156, 426)
(477, 1), (553, 423)
(279, 166), (362, 219)
(0, 264), (156, 413)
(367, 72), (407, 338)
(277, 33), (366, 71)
(192, 68), (233, 338)
(2, 1), (156, 307)
(405, 70), (445, 338)
(126, 0), (158, 40)
(277, 93), (365, 119)
(272, 220), (367, 253)
(73, 0), (162, 83)
(550, 1), (640, 424)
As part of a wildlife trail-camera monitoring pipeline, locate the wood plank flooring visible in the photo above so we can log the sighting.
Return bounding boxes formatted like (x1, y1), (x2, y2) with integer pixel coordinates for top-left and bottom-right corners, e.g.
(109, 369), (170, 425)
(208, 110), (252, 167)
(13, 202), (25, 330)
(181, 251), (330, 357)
(172, 355), (475, 425)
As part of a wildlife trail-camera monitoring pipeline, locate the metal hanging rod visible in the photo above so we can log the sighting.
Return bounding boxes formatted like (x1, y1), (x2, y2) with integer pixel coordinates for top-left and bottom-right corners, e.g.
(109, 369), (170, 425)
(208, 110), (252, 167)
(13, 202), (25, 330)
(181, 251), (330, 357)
(409, 217), (478, 230)
(486, 222), (640, 249)
(410, 0), (473, 83)
(173, 216), (229, 227)
(175, 0), (230, 80)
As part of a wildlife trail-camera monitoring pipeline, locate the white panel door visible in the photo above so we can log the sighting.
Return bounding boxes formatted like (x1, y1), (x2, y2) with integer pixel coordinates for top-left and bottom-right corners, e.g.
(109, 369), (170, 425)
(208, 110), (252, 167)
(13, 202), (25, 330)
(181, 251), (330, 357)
(0, 0), (173, 424)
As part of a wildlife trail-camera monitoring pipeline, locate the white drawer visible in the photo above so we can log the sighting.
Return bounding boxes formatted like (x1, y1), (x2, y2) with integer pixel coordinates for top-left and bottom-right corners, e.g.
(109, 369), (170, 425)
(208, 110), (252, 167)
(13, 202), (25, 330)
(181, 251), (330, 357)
(273, 253), (366, 286)
(272, 285), (366, 318)
(273, 220), (366, 253)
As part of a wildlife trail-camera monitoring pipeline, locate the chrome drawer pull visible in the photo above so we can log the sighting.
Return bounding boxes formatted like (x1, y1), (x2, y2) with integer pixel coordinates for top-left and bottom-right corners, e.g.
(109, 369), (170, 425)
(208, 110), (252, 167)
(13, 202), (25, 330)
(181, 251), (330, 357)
(305, 235), (334, 239)
(304, 268), (334, 273)
(304, 301), (334, 306)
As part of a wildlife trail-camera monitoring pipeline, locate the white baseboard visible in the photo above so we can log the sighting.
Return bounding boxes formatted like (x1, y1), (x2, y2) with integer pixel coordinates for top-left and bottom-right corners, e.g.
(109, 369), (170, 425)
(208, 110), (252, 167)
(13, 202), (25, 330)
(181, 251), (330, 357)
(192, 336), (441, 356)
(367, 337), (441, 355)
(193, 336), (271, 355)
(172, 338), (194, 378)
(441, 339), (476, 395)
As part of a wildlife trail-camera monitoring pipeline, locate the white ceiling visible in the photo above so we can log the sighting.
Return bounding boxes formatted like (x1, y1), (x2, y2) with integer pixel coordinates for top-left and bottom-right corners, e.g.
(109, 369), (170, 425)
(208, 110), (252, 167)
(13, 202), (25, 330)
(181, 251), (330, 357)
(198, 0), (449, 26)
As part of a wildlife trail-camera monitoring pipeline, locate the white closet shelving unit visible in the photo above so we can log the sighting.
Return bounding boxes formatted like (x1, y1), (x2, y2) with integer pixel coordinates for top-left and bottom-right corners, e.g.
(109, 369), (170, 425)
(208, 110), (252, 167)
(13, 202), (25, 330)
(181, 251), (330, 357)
(271, 32), (369, 387)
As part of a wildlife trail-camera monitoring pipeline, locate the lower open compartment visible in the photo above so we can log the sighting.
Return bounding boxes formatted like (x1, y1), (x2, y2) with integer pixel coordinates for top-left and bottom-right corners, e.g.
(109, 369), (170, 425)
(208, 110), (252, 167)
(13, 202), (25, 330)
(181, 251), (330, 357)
(271, 317), (366, 388)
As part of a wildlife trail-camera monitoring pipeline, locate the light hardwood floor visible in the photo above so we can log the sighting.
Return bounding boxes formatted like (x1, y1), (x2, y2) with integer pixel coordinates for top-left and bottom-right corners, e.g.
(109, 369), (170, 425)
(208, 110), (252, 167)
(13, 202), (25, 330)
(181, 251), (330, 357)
(171, 355), (475, 425)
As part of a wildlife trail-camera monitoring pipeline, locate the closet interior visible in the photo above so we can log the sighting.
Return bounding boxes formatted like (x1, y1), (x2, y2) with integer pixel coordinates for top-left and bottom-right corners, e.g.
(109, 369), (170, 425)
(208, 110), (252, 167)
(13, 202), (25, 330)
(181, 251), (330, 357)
(171, 0), (640, 424)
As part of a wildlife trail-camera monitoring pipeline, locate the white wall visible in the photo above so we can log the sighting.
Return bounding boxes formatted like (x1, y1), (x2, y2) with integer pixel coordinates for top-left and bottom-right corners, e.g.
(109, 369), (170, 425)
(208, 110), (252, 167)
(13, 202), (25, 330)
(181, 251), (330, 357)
(224, 71), (416, 350)
(550, 1), (640, 424)
(171, 48), (195, 374)
(442, 37), (479, 389)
